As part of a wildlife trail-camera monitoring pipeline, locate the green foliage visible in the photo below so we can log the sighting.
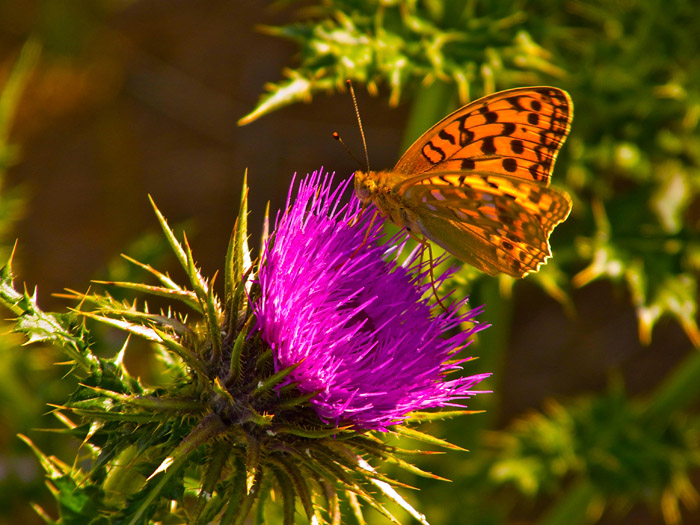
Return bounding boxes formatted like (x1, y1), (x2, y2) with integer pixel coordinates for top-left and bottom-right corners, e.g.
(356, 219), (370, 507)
(239, 0), (565, 125)
(0, 39), (70, 524)
(482, 387), (700, 523)
(0, 39), (38, 252)
(548, 0), (700, 347)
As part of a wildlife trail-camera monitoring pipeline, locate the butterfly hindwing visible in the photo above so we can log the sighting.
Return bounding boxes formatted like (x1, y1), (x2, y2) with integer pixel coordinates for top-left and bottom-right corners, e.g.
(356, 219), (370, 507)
(401, 172), (573, 277)
(393, 87), (573, 186)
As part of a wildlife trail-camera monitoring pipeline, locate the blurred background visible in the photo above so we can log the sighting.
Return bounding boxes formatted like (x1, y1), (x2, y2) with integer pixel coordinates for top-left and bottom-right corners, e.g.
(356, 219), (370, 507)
(1, 0), (699, 523)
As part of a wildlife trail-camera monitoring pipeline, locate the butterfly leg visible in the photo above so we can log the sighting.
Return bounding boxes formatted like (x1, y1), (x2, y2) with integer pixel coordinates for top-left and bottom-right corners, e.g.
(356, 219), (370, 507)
(402, 224), (449, 312)
(333, 208), (381, 271)
(348, 208), (380, 260)
(423, 238), (449, 313)
(348, 202), (367, 227)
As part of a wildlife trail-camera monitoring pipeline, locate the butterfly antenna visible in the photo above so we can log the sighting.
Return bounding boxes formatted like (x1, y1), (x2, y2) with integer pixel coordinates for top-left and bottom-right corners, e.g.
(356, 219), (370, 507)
(332, 131), (365, 169)
(346, 79), (371, 171)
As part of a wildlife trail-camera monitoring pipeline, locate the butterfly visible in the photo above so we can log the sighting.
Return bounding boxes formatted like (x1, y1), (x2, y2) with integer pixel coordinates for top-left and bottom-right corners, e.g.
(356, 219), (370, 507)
(354, 86), (573, 278)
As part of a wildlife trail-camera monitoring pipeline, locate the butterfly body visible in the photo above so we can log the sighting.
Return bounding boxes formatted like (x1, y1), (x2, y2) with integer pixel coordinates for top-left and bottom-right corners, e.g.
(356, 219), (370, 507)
(354, 86), (573, 278)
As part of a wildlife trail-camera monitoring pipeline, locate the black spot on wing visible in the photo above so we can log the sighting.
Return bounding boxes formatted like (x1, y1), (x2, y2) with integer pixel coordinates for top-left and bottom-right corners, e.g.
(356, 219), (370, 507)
(529, 163), (543, 181)
(528, 190), (542, 204)
(422, 141), (446, 164)
(484, 111), (498, 123)
(502, 158), (517, 172)
(481, 137), (496, 155)
(511, 139), (524, 154)
(461, 158), (476, 170)
(438, 128), (456, 145)
(457, 118), (475, 146)
(506, 96), (528, 112)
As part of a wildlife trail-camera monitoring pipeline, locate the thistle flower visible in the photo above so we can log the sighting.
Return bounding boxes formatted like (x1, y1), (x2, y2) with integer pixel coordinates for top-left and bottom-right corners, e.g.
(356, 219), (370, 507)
(5, 169), (490, 524)
(256, 170), (489, 431)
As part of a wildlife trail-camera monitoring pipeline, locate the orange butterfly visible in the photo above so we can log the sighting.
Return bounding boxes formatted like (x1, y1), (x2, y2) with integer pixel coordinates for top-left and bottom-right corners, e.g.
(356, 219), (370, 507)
(354, 86), (573, 278)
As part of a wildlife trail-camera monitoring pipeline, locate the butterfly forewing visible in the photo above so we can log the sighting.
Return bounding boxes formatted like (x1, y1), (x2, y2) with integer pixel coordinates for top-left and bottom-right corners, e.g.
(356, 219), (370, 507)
(393, 87), (572, 186)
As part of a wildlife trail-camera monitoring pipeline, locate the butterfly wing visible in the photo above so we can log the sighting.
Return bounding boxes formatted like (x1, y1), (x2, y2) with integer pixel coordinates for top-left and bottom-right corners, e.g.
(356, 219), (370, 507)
(401, 172), (572, 277)
(393, 87), (572, 186)
(359, 87), (573, 276)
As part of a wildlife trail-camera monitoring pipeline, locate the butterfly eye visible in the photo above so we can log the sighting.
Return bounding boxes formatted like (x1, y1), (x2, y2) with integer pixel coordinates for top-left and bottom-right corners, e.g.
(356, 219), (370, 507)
(354, 173), (374, 202)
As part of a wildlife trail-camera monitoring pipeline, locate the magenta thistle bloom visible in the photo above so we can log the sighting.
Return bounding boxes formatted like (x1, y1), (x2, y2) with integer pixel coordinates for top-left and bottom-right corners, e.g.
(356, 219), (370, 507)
(255, 169), (490, 431)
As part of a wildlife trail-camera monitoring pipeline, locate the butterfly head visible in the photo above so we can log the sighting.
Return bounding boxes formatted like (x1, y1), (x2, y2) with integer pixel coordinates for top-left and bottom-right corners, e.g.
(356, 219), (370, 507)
(353, 170), (376, 205)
